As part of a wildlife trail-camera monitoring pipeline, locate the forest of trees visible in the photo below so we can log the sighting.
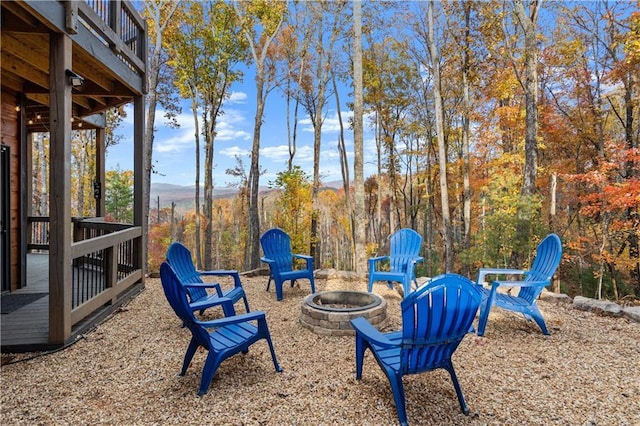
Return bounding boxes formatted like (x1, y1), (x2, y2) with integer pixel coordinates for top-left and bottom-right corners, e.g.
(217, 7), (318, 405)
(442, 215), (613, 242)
(33, 1), (640, 302)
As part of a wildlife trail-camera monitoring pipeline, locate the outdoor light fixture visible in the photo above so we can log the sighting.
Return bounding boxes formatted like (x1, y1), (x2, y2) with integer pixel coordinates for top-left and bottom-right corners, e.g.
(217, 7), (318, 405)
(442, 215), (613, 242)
(15, 105), (20, 112)
(66, 69), (84, 88)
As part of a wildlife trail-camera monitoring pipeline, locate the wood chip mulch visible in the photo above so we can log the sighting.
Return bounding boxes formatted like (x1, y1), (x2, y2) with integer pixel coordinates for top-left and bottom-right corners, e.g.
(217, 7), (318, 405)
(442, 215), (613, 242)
(2, 274), (639, 425)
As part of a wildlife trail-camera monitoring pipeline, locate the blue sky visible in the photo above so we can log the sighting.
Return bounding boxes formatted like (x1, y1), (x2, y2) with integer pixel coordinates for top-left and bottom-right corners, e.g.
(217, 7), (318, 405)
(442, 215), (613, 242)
(107, 73), (379, 189)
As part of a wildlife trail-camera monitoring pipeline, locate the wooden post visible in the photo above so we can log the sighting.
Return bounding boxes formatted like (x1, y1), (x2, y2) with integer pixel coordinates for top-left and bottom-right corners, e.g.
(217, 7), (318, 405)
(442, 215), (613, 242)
(48, 33), (73, 345)
(64, 1), (78, 34)
(105, 246), (116, 305)
(95, 127), (105, 217)
(109, 0), (121, 53)
(549, 172), (557, 232)
(21, 98), (29, 287)
(133, 94), (146, 280)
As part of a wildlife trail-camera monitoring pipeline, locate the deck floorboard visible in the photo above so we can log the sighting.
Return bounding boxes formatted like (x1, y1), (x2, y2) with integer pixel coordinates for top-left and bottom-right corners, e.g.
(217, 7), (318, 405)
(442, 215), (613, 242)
(1, 254), (143, 352)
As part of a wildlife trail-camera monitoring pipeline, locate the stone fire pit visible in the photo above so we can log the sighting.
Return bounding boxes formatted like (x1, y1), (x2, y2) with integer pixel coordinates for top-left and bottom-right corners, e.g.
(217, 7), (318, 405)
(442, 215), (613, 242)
(300, 290), (387, 336)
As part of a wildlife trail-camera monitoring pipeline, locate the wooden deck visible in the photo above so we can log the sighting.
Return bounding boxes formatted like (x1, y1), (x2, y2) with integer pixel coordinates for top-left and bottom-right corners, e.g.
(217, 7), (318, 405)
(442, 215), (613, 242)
(1, 254), (143, 353)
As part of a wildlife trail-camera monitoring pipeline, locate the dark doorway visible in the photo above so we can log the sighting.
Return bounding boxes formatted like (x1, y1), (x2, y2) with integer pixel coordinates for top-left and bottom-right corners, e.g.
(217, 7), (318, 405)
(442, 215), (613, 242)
(1, 144), (10, 292)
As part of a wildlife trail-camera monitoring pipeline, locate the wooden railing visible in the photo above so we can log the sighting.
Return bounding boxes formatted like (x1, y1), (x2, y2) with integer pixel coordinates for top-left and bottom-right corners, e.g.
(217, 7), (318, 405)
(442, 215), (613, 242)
(70, 218), (142, 324)
(23, 1), (146, 78)
(79, 0), (146, 74)
(27, 216), (143, 325)
(27, 216), (50, 251)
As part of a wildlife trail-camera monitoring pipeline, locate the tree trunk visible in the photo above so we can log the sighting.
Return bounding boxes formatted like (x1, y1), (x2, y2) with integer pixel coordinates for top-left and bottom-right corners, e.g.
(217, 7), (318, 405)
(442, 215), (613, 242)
(511, 0), (540, 264)
(248, 72), (265, 270)
(515, 0), (539, 197)
(549, 172), (557, 232)
(461, 2), (472, 276)
(234, 2), (284, 271)
(190, 95), (202, 269)
(376, 113), (383, 244)
(427, 0), (454, 271)
(143, 0), (180, 266)
(203, 102), (214, 270)
(334, 72), (353, 270)
(352, 0), (366, 277)
(310, 92), (324, 266)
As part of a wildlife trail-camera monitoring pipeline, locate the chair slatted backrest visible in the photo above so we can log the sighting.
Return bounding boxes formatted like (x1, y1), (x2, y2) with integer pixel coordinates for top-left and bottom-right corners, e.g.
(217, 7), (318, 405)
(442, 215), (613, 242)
(400, 274), (481, 375)
(389, 228), (422, 273)
(519, 234), (562, 303)
(260, 228), (293, 273)
(160, 262), (212, 350)
(166, 242), (206, 302)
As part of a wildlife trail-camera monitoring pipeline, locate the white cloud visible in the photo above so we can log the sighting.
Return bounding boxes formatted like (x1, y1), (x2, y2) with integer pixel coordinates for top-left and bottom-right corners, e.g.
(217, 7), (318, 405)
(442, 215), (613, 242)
(216, 128), (252, 141)
(299, 110), (353, 133)
(216, 108), (252, 141)
(154, 105), (253, 152)
(228, 91), (248, 104)
(261, 144), (314, 162)
(219, 146), (251, 158)
(155, 111), (197, 153)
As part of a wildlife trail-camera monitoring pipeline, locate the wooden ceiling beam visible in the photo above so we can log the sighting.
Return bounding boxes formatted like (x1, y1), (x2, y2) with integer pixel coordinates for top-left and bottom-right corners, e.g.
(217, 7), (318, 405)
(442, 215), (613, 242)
(72, 56), (116, 92)
(1, 2), (48, 33)
(0, 71), (24, 93)
(2, 33), (49, 74)
(1, 51), (49, 88)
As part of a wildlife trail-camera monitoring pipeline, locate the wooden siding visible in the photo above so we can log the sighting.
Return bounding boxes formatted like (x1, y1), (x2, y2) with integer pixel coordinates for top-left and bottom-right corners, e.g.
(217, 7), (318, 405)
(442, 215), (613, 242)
(0, 90), (22, 291)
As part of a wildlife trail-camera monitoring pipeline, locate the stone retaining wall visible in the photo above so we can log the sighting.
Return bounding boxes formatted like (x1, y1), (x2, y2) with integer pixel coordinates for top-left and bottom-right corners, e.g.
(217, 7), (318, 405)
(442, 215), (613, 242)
(540, 290), (640, 323)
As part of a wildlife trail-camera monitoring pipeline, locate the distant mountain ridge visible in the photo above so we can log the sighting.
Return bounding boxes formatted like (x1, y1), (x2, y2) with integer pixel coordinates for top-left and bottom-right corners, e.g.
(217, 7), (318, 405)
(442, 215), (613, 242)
(150, 183), (240, 213)
(150, 181), (342, 212)
(151, 183), (239, 201)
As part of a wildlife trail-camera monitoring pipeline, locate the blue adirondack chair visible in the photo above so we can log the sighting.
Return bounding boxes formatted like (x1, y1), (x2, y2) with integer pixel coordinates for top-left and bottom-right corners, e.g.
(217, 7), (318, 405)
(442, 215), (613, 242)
(166, 242), (250, 317)
(476, 233), (563, 336)
(351, 274), (482, 426)
(260, 228), (315, 301)
(159, 262), (282, 395)
(368, 228), (424, 296)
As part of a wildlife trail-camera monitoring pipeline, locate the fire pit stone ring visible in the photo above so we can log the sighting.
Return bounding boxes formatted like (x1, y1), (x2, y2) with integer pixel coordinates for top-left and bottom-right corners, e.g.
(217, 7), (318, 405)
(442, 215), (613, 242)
(300, 290), (387, 336)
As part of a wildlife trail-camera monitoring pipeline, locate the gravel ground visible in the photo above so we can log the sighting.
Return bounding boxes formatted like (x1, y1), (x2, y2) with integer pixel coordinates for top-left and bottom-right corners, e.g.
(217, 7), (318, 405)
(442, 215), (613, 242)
(2, 273), (639, 425)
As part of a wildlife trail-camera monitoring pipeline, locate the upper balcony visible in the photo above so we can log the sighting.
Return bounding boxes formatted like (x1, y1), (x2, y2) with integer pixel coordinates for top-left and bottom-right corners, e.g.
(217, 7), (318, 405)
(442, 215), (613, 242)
(1, 0), (147, 131)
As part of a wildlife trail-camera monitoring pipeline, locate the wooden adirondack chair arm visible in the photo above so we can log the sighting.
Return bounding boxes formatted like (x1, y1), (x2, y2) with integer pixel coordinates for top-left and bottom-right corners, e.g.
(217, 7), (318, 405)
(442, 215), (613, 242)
(413, 256), (424, 264)
(197, 310), (267, 328)
(199, 270), (241, 287)
(369, 255), (390, 263)
(184, 282), (224, 297)
(260, 256), (275, 264)
(368, 256), (390, 273)
(477, 268), (527, 285)
(490, 279), (549, 289)
(351, 317), (395, 348)
(293, 254), (313, 269)
(189, 296), (235, 315)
